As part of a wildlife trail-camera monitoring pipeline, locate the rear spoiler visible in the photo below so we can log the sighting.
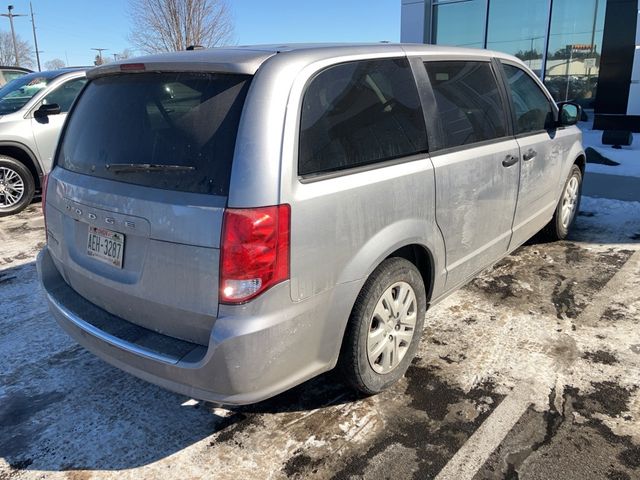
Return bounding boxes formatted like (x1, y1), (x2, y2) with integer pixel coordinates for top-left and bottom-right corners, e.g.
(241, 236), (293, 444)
(88, 49), (276, 79)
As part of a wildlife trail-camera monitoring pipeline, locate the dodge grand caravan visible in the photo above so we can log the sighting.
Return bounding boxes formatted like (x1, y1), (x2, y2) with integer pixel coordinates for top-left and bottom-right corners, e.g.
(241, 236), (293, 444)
(37, 44), (584, 404)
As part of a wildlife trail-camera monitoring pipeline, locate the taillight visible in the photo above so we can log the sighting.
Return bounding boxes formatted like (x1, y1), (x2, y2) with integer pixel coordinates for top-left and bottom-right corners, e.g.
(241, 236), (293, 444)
(220, 204), (290, 304)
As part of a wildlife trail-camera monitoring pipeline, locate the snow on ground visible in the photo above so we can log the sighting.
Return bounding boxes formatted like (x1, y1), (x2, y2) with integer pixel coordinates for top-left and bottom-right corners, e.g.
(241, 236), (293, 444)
(579, 118), (640, 178)
(577, 196), (640, 245)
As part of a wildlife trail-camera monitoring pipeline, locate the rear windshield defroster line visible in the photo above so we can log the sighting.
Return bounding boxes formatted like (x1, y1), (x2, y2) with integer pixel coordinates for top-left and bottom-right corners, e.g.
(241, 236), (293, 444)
(58, 72), (252, 196)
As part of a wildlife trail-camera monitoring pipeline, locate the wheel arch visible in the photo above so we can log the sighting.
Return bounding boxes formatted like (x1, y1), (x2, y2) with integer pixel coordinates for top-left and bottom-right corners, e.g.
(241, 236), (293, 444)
(384, 243), (435, 305)
(574, 153), (586, 176)
(0, 142), (42, 190)
(332, 221), (445, 370)
(335, 238), (438, 360)
(335, 218), (444, 310)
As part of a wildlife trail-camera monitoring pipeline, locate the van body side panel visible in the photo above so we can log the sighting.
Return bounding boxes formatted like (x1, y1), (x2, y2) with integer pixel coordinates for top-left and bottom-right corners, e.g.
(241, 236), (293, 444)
(508, 131), (562, 247)
(277, 53), (446, 309)
(287, 159), (441, 300)
(283, 159), (442, 367)
(227, 57), (309, 208)
(430, 140), (520, 288)
(555, 130), (585, 194)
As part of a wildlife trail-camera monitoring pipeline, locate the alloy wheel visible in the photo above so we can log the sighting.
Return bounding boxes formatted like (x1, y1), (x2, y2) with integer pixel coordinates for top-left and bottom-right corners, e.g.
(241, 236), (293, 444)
(367, 281), (417, 374)
(0, 166), (25, 208)
(561, 175), (579, 229)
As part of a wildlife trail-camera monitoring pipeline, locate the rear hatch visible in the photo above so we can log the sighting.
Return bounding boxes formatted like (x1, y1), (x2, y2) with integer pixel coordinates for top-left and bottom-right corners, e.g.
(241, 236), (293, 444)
(45, 70), (252, 345)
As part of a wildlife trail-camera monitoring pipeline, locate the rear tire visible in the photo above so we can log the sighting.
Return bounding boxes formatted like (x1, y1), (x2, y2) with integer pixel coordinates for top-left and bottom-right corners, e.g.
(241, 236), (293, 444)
(541, 164), (582, 241)
(0, 156), (35, 217)
(339, 257), (426, 395)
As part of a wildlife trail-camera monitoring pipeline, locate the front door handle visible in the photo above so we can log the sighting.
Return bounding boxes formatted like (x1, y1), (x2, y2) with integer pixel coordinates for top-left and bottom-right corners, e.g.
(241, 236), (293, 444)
(502, 154), (518, 167)
(523, 149), (537, 161)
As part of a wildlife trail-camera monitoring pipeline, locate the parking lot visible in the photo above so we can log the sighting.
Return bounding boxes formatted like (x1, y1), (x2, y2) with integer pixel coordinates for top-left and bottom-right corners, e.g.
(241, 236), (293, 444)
(1, 196), (639, 480)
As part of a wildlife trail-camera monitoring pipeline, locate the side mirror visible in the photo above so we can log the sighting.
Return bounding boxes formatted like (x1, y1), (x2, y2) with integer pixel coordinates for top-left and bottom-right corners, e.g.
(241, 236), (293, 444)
(34, 103), (61, 119)
(557, 102), (581, 127)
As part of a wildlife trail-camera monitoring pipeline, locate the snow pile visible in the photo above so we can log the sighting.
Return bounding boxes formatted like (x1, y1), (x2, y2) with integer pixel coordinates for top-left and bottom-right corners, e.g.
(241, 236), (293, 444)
(579, 119), (640, 178)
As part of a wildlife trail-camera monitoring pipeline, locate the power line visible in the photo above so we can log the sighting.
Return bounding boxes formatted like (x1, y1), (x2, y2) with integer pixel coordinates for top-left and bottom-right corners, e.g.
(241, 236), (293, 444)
(0, 5), (27, 67)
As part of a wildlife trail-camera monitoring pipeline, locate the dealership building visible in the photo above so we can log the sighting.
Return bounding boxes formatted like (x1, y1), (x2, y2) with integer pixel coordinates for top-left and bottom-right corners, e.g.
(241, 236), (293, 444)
(401, 0), (640, 132)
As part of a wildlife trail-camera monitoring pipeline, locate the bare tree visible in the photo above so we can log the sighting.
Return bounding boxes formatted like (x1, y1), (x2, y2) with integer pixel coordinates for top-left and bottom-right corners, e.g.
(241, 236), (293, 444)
(107, 49), (135, 62)
(128, 0), (233, 53)
(0, 31), (34, 68)
(117, 48), (134, 60)
(44, 58), (66, 70)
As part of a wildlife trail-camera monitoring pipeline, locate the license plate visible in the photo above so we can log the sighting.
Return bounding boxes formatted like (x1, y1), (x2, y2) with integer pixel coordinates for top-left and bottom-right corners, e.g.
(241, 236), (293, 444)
(87, 226), (125, 268)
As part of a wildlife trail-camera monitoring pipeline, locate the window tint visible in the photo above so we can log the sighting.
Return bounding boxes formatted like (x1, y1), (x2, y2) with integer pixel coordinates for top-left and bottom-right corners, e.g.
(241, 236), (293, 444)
(42, 77), (87, 113)
(502, 63), (554, 134)
(299, 58), (427, 176)
(58, 72), (251, 196)
(424, 61), (507, 150)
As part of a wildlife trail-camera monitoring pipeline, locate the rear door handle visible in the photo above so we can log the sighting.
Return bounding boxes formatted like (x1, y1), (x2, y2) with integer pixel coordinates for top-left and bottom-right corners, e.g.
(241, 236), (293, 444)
(523, 149), (537, 161)
(502, 154), (518, 167)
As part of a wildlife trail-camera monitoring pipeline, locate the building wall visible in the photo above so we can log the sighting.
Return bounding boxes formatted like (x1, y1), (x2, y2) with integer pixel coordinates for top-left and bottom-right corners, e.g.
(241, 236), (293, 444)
(400, 0), (426, 43)
(402, 0), (640, 131)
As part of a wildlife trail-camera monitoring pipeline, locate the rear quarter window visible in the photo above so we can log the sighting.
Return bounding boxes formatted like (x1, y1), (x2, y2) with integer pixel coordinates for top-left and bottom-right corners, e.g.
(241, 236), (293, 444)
(299, 58), (428, 176)
(58, 72), (251, 196)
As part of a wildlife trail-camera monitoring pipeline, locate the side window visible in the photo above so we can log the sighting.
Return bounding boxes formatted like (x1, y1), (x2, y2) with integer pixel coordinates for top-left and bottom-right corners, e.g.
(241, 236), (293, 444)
(501, 63), (554, 134)
(42, 77), (87, 113)
(424, 61), (507, 150)
(299, 58), (428, 176)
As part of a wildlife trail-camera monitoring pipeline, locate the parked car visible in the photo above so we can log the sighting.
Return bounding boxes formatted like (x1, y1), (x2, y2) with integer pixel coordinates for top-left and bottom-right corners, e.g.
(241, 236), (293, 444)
(0, 66), (31, 87)
(37, 44), (584, 405)
(0, 68), (87, 216)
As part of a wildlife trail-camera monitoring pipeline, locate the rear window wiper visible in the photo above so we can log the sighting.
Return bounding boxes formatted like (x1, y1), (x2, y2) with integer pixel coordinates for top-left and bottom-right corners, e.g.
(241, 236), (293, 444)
(105, 163), (196, 173)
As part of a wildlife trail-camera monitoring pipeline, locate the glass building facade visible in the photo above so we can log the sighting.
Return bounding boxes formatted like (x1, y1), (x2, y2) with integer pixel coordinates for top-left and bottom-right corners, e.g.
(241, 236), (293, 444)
(427, 0), (606, 107)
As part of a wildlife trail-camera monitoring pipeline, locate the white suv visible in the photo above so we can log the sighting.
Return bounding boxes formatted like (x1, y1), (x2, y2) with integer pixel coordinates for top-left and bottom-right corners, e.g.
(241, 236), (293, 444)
(0, 68), (86, 216)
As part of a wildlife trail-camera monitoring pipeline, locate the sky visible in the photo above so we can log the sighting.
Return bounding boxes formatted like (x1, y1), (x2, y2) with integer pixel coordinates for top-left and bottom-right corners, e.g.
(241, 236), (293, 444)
(4, 0), (400, 69)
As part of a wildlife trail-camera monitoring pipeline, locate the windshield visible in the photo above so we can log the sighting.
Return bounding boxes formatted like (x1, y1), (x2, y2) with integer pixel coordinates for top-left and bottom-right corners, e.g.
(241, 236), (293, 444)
(0, 74), (52, 114)
(58, 72), (252, 196)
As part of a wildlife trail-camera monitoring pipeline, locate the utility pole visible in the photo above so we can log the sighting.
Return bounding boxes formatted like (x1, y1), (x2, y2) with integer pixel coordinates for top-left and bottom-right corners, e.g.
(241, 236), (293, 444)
(91, 48), (108, 65)
(29, 2), (41, 71)
(1, 5), (27, 67)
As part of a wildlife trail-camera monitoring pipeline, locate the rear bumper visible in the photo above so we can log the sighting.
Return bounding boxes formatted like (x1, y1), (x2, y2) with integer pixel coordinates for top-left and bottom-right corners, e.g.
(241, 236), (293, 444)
(37, 247), (360, 405)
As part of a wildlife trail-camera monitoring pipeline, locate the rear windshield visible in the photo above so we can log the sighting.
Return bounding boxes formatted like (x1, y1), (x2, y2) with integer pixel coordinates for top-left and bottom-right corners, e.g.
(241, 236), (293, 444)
(58, 72), (251, 196)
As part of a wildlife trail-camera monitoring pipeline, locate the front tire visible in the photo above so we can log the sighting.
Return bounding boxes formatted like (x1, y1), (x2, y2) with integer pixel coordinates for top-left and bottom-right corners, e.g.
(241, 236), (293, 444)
(542, 164), (582, 241)
(0, 156), (35, 217)
(339, 257), (426, 395)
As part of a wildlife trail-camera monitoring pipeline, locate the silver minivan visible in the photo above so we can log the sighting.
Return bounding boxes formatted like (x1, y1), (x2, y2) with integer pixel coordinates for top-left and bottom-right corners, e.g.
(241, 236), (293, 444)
(37, 44), (584, 405)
